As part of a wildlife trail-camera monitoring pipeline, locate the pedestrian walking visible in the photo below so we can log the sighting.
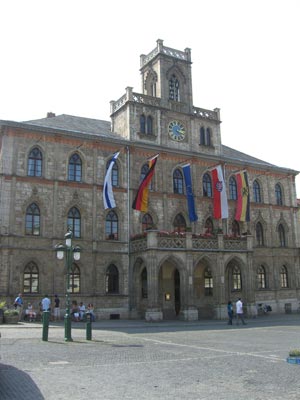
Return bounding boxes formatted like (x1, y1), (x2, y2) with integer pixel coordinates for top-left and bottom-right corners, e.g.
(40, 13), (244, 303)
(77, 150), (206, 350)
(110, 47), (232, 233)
(236, 298), (247, 325)
(53, 294), (60, 321)
(227, 300), (233, 325)
(14, 293), (24, 321)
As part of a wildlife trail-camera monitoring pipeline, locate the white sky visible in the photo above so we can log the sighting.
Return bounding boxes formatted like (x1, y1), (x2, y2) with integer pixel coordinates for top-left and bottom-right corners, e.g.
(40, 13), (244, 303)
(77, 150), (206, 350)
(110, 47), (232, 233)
(1, 0), (300, 196)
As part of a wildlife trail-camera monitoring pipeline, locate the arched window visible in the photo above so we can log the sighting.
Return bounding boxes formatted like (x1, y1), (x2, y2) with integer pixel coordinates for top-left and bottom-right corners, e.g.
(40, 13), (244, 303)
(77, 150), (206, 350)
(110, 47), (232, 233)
(23, 262), (39, 293)
(173, 169), (184, 194)
(253, 180), (262, 203)
(68, 153), (82, 182)
(206, 128), (211, 146)
(205, 218), (214, 234)
(232, 220), (240, 237)
(278, 224), (286, 247)
(106, 264), (119, 294)
(25, 203), (40, 235)
(232, 265), (242, 290)
(28, 148), (42, 177)
(106, 210), (118, 240)
(169, 74), (180, 101)
(140, 115), (146, 133)
(141, 267), (148, 298)
(67, 207), (81, 238)
(200, 127), (205, 145)
(173, 213), (186, 233)
(256, 222), (264, 246)
(142, 213), (154, 231)
(257, 265), (266, 289)
(70, 264), (80, 293)
(229, 176), (238, 200)
(146, 116), (153, 134)
(204, 267), (213, 296)
(280, 265), (288, 288)
(106, 158), (119, 187)
(275, 184), (283, 206)
(203, 173), (212, 197)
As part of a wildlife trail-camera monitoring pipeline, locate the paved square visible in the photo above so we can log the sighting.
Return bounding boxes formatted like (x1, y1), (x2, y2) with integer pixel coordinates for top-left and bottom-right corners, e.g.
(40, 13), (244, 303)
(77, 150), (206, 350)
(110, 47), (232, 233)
(1, 315), (300, 399)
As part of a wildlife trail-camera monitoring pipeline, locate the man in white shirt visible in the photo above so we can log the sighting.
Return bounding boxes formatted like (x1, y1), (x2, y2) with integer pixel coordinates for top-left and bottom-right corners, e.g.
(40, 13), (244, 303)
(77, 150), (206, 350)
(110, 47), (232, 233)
(41, 295), (51, 312)
(236, 298), (247, 325)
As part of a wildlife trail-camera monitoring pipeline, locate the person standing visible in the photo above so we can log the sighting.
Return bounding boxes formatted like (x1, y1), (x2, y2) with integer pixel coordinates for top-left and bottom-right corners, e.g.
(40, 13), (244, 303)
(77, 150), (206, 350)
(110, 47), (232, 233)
(227, 301), (233, 325)
(79, 302), (86, 321)
(53, 294), (60, 321)
(14, 293), (24, 321)
(236, 298), (247, 325)
(41, 294), (51, 312)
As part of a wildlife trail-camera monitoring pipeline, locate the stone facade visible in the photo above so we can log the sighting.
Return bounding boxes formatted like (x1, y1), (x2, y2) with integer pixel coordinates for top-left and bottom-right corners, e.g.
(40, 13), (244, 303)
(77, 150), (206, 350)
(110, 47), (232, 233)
(0, 39), (299, 320)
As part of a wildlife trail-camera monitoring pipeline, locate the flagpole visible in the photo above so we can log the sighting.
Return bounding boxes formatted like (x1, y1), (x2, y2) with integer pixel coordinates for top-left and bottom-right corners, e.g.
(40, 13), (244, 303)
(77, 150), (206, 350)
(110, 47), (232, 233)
(126, 146), (133, 312)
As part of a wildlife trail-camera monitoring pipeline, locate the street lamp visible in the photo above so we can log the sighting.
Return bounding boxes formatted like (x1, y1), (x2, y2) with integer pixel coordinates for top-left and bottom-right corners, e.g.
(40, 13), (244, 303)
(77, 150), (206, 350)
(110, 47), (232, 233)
(55, 227), (81, 342)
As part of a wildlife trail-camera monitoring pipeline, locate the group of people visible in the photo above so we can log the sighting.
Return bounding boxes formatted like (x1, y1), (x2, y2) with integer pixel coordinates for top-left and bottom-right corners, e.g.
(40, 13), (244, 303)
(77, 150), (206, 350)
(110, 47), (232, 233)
(227, 298), (247, 325)
(14, 293), (95, 322)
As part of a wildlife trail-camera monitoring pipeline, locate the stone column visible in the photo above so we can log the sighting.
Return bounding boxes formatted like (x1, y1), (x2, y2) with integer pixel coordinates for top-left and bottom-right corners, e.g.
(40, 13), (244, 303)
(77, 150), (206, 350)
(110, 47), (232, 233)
(145, 249), (163, 322)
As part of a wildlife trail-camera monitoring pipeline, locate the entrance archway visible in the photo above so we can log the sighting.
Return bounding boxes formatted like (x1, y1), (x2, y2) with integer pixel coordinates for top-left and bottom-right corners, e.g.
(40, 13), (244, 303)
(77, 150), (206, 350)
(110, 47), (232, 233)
(159, 259), (182, 319)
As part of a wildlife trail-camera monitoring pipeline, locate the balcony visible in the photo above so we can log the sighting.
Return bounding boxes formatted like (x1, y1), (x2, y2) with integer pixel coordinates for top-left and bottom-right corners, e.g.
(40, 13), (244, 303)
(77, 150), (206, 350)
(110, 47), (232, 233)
(130, 231), (252, 253)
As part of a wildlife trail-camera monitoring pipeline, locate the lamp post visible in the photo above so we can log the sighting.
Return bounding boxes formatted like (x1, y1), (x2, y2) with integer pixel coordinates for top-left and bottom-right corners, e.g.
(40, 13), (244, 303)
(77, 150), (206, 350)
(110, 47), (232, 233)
(55, 227), (81, 342)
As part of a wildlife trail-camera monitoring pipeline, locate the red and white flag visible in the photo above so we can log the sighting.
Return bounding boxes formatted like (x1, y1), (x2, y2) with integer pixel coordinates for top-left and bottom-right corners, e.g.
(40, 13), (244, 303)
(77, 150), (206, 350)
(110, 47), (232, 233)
(211, 165), (228, 219)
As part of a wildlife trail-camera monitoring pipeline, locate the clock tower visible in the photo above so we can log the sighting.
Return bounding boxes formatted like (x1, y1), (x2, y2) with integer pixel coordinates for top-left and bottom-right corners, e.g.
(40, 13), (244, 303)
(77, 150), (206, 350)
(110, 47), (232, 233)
(110, 39), (222, 155)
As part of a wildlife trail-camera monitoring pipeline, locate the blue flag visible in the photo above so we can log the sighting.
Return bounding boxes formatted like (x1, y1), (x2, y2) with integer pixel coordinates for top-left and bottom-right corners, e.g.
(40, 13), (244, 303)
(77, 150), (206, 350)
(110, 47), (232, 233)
(182, 164), (198, 222)
(103, 152), (120, 209)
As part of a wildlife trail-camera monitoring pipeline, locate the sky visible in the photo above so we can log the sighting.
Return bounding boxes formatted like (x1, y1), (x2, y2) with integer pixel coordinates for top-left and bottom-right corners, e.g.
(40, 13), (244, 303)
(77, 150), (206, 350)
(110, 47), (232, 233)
(1, 0), (300, 196)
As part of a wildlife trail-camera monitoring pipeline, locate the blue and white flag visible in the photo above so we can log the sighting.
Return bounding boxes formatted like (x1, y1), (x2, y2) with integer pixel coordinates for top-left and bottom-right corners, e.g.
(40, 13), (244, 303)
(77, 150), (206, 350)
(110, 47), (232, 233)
(182, 163), (198, 222)
(103, 151), (120, 209)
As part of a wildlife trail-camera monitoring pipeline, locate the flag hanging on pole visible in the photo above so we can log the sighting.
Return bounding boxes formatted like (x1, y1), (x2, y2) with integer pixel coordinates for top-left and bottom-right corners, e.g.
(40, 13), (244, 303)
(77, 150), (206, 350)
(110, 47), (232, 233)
(103, 151), (120, 209)
(132, 154), (159, 212)
(211, 165), (228, 219)
(182, 164), (198, 222)
(235, 171), (250, 222)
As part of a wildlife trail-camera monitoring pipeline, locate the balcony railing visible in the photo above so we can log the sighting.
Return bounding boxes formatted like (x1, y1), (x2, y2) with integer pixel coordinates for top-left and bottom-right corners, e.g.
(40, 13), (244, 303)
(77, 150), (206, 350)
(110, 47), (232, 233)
(130, 231), (251, 253)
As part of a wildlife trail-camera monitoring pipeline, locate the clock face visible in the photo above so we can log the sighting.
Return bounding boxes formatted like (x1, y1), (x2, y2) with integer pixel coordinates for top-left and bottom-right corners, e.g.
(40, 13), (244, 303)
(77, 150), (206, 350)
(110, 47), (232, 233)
(168, 120), (186, 141)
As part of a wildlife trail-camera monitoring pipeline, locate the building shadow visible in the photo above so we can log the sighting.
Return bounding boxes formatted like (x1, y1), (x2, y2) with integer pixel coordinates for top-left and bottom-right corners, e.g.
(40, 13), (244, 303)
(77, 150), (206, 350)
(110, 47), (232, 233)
(0, 363), (44, 400)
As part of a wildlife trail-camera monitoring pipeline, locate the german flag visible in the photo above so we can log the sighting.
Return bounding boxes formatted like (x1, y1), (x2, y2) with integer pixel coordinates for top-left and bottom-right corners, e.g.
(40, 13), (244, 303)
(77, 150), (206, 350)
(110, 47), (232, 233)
(132, 154), (159, 212)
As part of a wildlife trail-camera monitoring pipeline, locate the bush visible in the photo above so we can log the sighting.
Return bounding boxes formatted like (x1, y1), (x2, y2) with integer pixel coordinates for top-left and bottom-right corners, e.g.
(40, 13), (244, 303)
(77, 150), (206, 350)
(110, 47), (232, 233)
(4, 309), (19, 316)
(0, 300), (6, 309)
(289, 349), (300, 357)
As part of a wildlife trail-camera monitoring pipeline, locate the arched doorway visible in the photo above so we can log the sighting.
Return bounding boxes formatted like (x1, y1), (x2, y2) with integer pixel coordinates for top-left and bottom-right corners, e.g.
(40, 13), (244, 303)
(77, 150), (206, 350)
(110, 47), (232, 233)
(159, 259), (182, 320)
(174, 269), (180, 316)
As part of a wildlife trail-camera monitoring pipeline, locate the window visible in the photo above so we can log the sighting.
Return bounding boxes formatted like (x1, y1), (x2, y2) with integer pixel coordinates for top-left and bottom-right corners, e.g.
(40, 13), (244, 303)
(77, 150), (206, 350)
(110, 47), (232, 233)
(106, 210), (118, 240)
(146, 116), (153, 134)
(232, 220), (240, 236)
(280, 265), (288, 288)
(256, 222), (264, 246)
(253, 180), (262, 203)
(25, 203), (40, 235)
(200, 127), (211, 146)
(229, 176), (237, 200)
(68, 153), (82, 182)
(23, 262), (39, 293)
(232, 265), (241, 290)
(70, 264), (80, 293)
(205, 218), (213, 234)
(257, 265), (266, 289)
(275, 184), (283, 205)
(106, 158), (119, 187)
(67, 207), (81, 238)
(203, 173), (212, 197)
(142, 213), (154, 231)
(169, 74), (180, 101)
(173, 213), (186, 233)
(204, 267), (213, 296)
(140, 115), (146, 134)
(278, 224), (286, 247)
(173, 169), (184, 194)
(141, 268), (148, 298)
(28, 148), (42, 177)
(106, 264), (119, 294)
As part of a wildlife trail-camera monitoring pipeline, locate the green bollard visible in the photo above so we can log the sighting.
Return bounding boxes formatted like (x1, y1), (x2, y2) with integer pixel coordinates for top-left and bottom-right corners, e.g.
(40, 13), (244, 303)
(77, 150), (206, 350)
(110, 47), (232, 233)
(86, 312), (92, 340)
(42, 311), (50, 341)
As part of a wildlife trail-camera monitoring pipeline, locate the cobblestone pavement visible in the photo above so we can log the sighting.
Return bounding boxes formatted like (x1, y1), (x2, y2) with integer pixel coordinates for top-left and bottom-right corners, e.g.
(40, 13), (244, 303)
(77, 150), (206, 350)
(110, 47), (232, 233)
(1, 315), (300, 399)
